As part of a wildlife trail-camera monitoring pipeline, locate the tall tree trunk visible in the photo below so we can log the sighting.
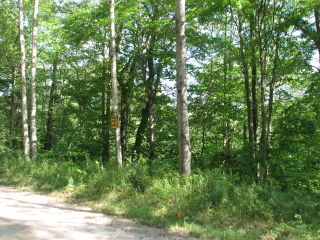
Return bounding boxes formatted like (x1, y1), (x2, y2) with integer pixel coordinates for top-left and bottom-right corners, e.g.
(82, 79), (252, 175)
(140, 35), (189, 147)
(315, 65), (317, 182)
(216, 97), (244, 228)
(44, 59), (58, 151)
(237, 13), (256, 179)
(176, 0), (191, 175)
(106, 89), (111, 163)
(222, 23), (230, 172)
(132, 38), (159, 162)
(266, 31), (281, 180)
(118, 58), (132, 163)
(101, 32), (110, 165)
(250, 18), (259, 179)
(257, 1), (270, 181)
(250, 51), (258, 145)
(131, 61), (154, 162)
(10, 66), (17, 148)
(41, 73), (47, 130)
(101, 60), (110, 165)
(30, 0), (39, 159)
(19, 0), (30, 161)
(120, 71), (130, 162)
(314, 6), (320, 64)
(237, 15), (253, 145)
(148, 66), (161, 162)
(260, 53), (268, 181)
(109, 0), (122, 166)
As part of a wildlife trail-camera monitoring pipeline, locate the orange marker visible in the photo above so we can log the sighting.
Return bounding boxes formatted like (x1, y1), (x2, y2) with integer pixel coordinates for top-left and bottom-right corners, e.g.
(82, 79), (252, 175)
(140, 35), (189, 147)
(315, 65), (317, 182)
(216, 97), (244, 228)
(177, 211), (181, 218)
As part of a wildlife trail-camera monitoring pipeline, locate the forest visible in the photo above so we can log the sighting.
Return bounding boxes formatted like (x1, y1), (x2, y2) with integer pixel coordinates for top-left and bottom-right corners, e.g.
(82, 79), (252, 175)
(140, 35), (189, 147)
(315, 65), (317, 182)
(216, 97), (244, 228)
(0, 0), (320, 239)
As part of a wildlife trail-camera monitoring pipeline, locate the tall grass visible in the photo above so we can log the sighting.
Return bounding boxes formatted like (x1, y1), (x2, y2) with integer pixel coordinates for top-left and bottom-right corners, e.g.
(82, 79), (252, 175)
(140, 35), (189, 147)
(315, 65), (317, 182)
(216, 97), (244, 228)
(1, 157), (319, 240)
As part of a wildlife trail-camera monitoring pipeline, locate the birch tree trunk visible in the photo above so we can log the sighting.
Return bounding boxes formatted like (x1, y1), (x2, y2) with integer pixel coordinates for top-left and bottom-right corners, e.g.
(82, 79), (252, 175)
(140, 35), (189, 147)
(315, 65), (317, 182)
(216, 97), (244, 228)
(30, 0), (39, 159)
(176, 0), (191, 175)
(19, 0), (30, 161)
(109, 0), (122, 166)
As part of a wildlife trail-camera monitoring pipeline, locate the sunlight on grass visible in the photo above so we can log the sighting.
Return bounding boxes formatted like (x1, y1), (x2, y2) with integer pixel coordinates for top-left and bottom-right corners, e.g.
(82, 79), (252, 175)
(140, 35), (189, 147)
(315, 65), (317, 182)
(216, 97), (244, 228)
(1, 158), (320, 240)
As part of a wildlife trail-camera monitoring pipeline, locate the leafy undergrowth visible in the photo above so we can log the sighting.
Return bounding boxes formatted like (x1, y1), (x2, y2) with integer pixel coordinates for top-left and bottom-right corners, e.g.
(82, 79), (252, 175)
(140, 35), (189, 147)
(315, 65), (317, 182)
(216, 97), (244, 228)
(1, 157), (320, 240)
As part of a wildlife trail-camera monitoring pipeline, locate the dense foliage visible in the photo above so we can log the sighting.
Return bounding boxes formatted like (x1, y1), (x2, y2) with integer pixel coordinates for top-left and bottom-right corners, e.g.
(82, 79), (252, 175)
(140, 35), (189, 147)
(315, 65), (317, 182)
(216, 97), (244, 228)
(0, 0), (320, 239)
(1, 157), (320, 239)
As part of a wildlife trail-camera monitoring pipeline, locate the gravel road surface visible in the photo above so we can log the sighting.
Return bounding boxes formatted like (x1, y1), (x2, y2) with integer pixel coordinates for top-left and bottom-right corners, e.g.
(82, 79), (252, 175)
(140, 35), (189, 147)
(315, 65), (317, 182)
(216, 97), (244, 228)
(0, 186), (195, 240)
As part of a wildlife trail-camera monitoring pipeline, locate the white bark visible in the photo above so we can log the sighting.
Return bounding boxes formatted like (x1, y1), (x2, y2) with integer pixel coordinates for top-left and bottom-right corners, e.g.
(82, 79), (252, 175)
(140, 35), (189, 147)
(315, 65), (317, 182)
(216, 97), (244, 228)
(30, 0), (39, 159)
(176, 0), (191, 175)
(110, 0), (122, 166)
(19, 0), (30, 161)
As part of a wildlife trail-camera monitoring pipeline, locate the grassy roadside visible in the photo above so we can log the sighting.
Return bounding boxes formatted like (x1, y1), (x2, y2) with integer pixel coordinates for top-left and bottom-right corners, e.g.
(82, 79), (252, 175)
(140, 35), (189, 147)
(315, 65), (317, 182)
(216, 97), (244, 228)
(0, 156), (319, 240)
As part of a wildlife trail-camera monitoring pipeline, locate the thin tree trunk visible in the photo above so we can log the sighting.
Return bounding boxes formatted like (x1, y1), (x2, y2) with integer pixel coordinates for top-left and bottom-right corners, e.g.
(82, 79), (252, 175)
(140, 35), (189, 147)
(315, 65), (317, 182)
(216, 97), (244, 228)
(41, 71), (47, 130)
(148, 66), (161, 162)
(251, 50), (258, 148)
(30, 0), (39, 159)
(101, 32), (110, 165)
(257, 1), (270, 181)
(109, 0), (122, 166)
(147, 60), (156, 162)
(101, 61), (109, 165)
(237, 14), (256, 179)
(19, 0), (30, 161)
(237, 16), (253, 145)
(10, 66), (17, 148)
(101, 69), (107, 164)
(148, 114), (155, 161)
(176, 0), (191, 175)
(266, 32), (280, 180)
(106, 89), (111, 162)
(249, 15), (259, 180)
(117, 58), (132, 163)
(200, 117), (206, 162)
(314, 6), (320, 64)
(120, 74), (129, 162)
(260, 54), (268, 181)
(44, 59), (58, 151)
(222, 23), (229, 172)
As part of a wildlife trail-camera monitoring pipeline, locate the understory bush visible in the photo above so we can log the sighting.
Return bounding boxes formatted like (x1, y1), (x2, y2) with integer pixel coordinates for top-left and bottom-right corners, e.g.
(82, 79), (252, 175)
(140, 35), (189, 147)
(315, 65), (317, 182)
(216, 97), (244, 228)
(1, 156), (319, 235)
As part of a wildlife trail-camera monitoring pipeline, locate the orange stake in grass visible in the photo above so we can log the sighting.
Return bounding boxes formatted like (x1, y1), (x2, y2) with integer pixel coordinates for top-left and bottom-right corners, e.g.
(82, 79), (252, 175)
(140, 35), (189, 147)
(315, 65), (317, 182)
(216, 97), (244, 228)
(177, 211), (181, 218)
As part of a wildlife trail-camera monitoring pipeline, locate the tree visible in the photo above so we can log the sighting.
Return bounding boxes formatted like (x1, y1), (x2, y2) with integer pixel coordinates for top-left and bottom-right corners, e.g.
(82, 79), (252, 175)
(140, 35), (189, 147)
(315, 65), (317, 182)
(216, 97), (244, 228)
(44, 58), (58, 151)
(110, 0), (122, 166)
(176, 0), (191, 175)
(30, 0), (39, 159)
(19, 0), (30, 161)
(315, 5), (320, 63)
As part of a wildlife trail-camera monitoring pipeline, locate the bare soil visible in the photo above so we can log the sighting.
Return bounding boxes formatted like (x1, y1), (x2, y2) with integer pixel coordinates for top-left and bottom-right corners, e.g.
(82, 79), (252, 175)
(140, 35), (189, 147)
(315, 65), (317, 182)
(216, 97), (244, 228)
(0, 186), (195, 240)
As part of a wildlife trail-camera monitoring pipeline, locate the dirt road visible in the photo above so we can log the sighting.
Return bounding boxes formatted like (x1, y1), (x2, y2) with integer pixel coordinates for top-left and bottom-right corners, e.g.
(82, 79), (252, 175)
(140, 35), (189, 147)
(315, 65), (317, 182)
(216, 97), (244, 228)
(0, 186), (194, 240)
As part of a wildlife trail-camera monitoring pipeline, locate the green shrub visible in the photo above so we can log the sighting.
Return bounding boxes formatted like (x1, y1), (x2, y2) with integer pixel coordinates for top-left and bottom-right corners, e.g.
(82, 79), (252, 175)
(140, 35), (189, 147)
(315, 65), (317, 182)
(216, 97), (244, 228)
(128, 164), (151, 192)
(1, 156), (320, 238)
